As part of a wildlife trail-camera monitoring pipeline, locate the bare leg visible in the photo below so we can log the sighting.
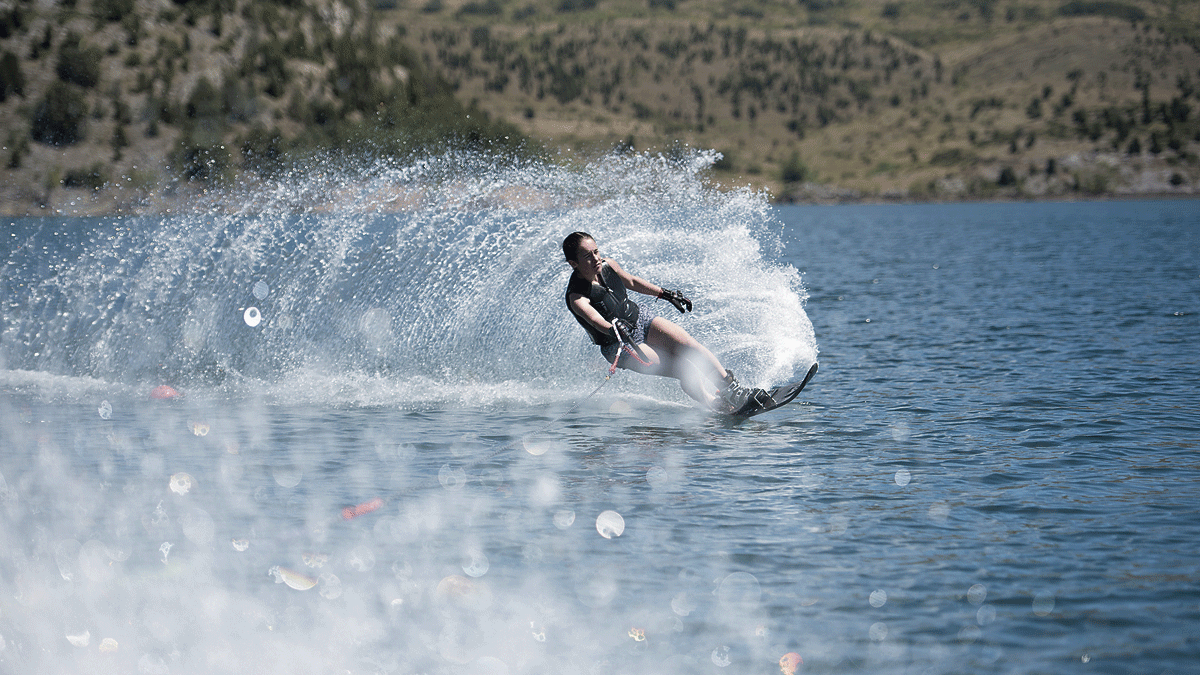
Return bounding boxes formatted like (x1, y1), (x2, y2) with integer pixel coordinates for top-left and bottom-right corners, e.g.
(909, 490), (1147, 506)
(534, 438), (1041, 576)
(643, 317), (729, 406)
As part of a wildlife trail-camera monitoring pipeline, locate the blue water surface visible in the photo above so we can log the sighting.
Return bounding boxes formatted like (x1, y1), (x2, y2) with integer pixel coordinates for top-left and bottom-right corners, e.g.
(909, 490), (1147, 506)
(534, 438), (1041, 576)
(1, 194), (1197, 675)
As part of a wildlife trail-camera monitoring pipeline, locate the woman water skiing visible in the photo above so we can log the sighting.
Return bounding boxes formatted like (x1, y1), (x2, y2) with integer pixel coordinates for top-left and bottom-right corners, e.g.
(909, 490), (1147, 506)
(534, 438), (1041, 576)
(562, 231), (765, 414)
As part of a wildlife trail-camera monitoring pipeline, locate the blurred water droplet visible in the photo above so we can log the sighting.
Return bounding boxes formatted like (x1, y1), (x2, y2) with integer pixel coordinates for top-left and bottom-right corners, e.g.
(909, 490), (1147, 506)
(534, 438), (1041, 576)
(968, 583), (987, 605)
(318, 573), (343, 599)
(957, 624), (981, 643)
(180, 508), (215, 545)
(779, 653), (803, 675)
(977, 604), (996, 626)
(523, 438), (550, 456)
(231, 538), (250, 552)
(99, 637), (118, 652)
(894, 469), (911, 486)
(595, 510), (625, 538)
(169, 473), (194, 495)
(269, 566), (317, 590)
(252, 280), (270, 300)
(190, 422), (209, 436)
(647, 466), (668, 488)
(553, 510), (575, 529)
(159, 542), (172, 564)
(718, 572), (761, 608)
(347, 545), (375, 572)
(303, 553), (328, 568)
(890, 422), (911, 441)
(243, 306), (262, 327)
(671, 592), (695, 616)
(462, 551), (489, 578)
(928, 502), (950, 523)
(1032, 591), (1055, 616)
(65, 630), (90, 647)
(439, 464), (466, 490)
(711, 645), (731, 667)
(272, 464), (302, 488)
(870, 589), (888, 607)
(98, 401), (112, 419)
(869, 622), (889, 641)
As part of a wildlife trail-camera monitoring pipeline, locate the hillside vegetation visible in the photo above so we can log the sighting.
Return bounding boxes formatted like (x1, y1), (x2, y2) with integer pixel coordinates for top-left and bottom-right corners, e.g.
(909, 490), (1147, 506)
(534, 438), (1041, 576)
(1, 0), (1199, 212)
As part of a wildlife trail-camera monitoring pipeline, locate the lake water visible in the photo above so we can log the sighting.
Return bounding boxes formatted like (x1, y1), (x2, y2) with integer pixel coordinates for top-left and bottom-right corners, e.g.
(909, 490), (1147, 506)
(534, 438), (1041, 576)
(1, 153), (1198, 675)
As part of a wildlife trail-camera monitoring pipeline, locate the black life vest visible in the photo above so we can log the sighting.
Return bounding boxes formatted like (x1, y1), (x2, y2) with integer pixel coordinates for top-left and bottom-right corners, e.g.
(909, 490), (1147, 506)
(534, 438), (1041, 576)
(565, 263), (641, 346)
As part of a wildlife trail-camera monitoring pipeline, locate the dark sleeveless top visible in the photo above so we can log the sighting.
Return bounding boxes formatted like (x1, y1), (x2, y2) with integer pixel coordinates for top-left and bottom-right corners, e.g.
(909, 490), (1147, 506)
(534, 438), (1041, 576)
(565, 263), (641, 346)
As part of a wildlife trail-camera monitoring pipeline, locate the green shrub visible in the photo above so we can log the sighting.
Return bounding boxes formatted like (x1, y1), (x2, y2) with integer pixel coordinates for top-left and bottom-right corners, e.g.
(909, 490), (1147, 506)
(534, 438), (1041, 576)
(32, 81), (88, 145)
(56, 33), (102, 88)
(62, 163), (108, 190)
(95, 0), (135, 22)
(781, 152), (810, 184)
(0, 50), (24, 101)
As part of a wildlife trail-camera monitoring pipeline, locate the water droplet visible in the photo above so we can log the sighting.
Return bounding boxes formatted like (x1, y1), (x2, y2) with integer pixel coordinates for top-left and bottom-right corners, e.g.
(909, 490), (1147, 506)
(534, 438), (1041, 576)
(272, 464), (302, 488)
(646, 466), (669, 488)
(869, 622), (889, 641)
(779, 653), (802, 675)
(711, 645), (731, 667)
(553, 510), (575, 529)
(671, 592), (696, 616)
(439, 464), (466, 490)
(718, 572), (761, 608)
(967, 583), (987, 605)
(190, 421), (209, 436)
(595, 510), (625, 538)
(99, 637), (118, 652)
(98, 401), (112, 419)
(523, 438), (550, 456)
(252, 280), (270, 300)
(231, 538), (250, 552)
(269, 566), (317, 590)
(65, 630), (90, 647)
(169, 473), (194, 495)
(869, 589), (888, 607)
(347, 545), (375, 572)
(318, 573), (343, 599)
(976, 604), (996, 626)
(890, 422), (911, 441)
(957, 624), (981, 643)
(1032, 591), (1055, 616)
(159, 542), (172, 564)
(462, 551), (489, 578)
(894, 469), (911, 486)
(243, 306), (262, 327)
(928, 502), (950, 524)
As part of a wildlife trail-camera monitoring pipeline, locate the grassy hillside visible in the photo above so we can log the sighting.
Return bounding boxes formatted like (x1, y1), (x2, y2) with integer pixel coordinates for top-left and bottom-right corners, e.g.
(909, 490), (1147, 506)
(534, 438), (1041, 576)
(394, 0), (1200, 200)
(1, 0), (1198, 213)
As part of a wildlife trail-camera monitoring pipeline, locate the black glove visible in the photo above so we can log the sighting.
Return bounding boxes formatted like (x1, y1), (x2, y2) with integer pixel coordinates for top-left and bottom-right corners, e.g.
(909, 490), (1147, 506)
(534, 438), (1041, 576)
(659, 288), (692, 313)
(609, 318), (634, 344)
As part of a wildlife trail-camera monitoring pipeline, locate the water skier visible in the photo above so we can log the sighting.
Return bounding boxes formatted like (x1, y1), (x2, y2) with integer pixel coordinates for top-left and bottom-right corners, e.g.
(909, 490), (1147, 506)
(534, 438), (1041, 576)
(562, 231), (766, 414)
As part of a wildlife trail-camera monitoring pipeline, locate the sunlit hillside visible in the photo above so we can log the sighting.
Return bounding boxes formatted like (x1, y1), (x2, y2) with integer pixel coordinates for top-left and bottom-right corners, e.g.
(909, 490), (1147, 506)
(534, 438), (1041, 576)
(1, 0), (1198, 212)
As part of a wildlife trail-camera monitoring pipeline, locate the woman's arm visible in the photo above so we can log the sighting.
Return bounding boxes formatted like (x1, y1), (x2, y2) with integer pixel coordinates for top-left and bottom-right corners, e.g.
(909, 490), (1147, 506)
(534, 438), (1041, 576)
(568, 293), (614, 333)
(605, 258), (662, 298)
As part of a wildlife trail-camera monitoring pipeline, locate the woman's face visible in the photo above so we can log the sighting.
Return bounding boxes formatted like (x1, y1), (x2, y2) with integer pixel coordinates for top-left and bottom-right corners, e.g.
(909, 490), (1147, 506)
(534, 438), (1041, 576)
(574, 238), (603, 276)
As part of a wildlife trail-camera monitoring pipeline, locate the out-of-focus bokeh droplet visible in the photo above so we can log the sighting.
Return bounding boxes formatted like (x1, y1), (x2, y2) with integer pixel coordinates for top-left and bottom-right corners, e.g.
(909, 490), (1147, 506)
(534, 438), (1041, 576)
(252, 280), (270, 300)
(869, 622), (888, 641)
(553, 510), (575, 529)
(439, 464), (466, 490)
(98, 401), (111, 419)
(894, 469), (911, 486)
(65, 630), (90, 648)
(779, 652), (803, 675)
(243, 306), (262, 327)
(462, 551), (489, 578)
(595, 510), (625, 538)
(169, 473), (193, 496)
(99, 638), (118, 653)
(1032, 591), (1055, 616)
(269, 566), (317, 590)
(968, 583), (987, 605)
(711, 645), (731, 667)
(318, 573), (343, 599)
(231, 538), (249, 552)
(870, 589), (887, 607)
(190, 422), (209, 436)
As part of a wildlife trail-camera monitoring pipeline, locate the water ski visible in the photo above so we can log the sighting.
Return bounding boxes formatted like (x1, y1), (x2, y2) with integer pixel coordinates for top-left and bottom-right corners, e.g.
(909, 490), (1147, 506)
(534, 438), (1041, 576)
(724, 362), (818, 418)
